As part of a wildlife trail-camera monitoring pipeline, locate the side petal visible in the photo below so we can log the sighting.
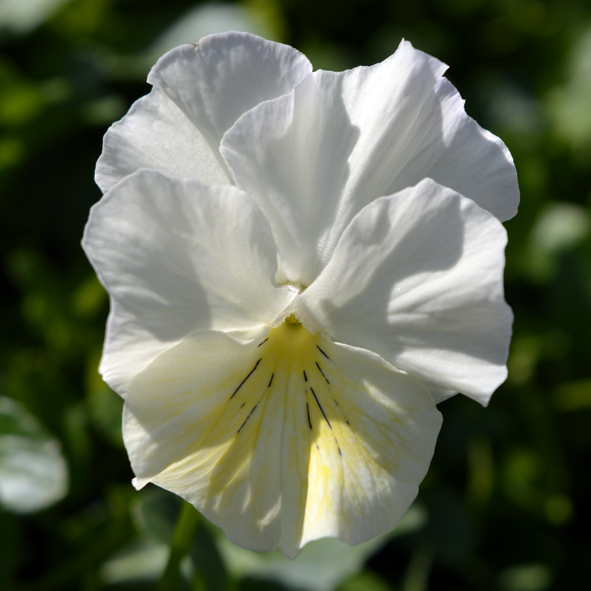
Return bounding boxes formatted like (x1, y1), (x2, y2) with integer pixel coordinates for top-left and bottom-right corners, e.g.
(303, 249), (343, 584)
(299, 179), (513, 405)
(82, 170), (294, 396)
(148, 32), (312, 157)
(124, 323), (441, 559)
(221, 40), (518, 285)
(96, 88), (232, 193)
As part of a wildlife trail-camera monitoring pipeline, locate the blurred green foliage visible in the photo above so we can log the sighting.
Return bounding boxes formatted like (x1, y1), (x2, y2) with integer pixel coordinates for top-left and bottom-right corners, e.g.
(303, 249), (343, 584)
(1, 0), (590, 589)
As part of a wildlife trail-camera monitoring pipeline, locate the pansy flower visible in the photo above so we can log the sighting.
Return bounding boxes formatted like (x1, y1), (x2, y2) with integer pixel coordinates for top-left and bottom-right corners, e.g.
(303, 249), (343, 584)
(83, 32), (518, 558)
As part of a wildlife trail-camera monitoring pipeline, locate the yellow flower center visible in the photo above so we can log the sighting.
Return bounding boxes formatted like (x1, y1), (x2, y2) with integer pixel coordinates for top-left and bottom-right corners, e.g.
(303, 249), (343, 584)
(229, 315), (336, 438)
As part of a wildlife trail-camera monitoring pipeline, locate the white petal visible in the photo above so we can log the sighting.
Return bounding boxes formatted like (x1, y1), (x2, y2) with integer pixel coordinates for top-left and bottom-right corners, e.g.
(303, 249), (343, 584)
(416, 379), (458, 405)
(427, 78), (518, 223)
(300, 179), (513, 405)
(148, 32), (312, 156)
(96, 33), (311, 193)
(221, 40), (518, 285)
(124, 323), (441, 558)
(82, 170), (294, 396)
(96, 88), (231, 193)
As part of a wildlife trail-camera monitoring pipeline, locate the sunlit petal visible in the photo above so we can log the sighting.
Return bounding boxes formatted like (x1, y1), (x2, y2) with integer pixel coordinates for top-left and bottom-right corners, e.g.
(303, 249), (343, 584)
(149, 32), (312, 158)
(221, 40), (517, 285)
(96, 32), (312, 193)
(124, 323), (441, 558)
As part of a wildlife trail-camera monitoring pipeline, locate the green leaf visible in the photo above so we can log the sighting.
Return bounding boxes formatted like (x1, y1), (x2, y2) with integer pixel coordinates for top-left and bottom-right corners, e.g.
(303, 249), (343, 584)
(0, 396), (69, 513)
(337, 570), (392, 591)
(132, 487), (232, 590)
(100, 538), (169, 586)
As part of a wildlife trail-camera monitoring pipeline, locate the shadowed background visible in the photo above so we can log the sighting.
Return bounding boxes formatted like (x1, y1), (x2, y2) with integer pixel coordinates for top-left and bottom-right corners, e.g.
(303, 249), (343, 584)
(1, 0), (590, 589)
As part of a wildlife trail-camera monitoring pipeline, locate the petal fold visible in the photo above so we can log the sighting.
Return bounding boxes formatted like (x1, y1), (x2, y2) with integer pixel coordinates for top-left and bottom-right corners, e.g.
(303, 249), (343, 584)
(82, 170), (294, 395)
(221, 40), (518, 285)
(299, 178), (513, 405)
(124, 323), (441, 558)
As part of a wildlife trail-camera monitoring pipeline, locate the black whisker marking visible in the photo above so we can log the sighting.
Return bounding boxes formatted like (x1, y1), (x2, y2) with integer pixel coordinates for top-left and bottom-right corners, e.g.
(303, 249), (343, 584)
(257, 338), (268, 347)
(316, 345), (330, 360)
(268, 373), (274, 388)
(229, 358), (261, 400)
(303, 370), (308, 382)
(333, 398), (338, 405)
(316, 362), (329, 383)
(240, 403), (245, 408)
(310, 388), (343, 456)
(310, 387), (331, 429)
(237, 404), (258, 433)
(306, 403), (312, 429)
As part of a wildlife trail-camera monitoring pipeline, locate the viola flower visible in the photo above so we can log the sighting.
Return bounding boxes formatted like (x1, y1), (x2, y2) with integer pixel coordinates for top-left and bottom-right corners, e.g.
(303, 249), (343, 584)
(83, 32), (518, 558)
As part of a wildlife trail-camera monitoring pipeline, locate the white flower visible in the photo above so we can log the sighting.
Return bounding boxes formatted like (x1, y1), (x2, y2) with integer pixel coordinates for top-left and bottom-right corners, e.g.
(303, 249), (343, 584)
(83, 32), (518, 558)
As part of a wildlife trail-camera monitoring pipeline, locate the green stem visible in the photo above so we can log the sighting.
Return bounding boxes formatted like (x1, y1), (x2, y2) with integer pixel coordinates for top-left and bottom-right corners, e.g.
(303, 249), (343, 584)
(155, 501), (200, 591)
(401, 543), (433, 591)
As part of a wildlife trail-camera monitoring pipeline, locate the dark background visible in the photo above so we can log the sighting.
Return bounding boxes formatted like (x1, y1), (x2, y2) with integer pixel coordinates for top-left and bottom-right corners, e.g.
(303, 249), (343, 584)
(1, 0), (590, 589)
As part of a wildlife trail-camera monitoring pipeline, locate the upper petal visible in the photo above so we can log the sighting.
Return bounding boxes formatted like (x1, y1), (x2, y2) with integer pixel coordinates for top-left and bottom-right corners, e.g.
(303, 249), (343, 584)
(82, 170), (294, 396)
(96, 32), (312, 192)
(299, 178), (513, 405)
(148, 31), (312, 158)
(124, 323), (441, 558)
(221, 39), (518, 285)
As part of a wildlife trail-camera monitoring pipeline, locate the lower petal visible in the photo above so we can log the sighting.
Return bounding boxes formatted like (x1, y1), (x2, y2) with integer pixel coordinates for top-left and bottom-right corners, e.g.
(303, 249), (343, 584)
(124, 322), (441, 558)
